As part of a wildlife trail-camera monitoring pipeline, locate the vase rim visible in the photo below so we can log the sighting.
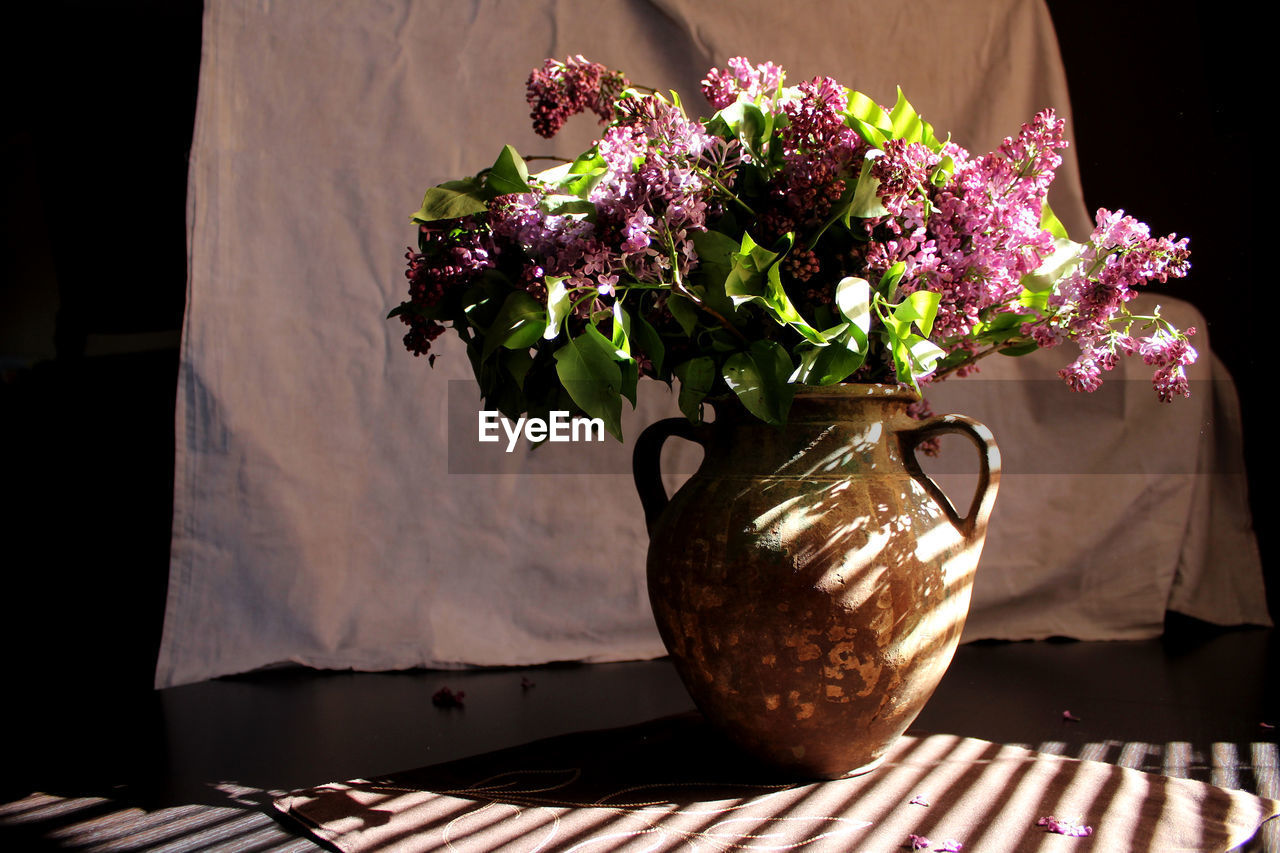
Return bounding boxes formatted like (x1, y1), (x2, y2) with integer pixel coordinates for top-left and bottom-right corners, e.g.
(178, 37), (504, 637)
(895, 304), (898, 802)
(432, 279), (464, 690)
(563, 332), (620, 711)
(791, 383), (921, 401)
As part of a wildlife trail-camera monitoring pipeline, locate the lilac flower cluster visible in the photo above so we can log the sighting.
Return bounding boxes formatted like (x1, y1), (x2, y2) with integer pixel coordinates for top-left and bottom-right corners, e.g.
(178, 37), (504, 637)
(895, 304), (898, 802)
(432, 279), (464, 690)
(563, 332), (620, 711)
(759, 77), (867, 284)
(597, 95), (716, 282)
(526, 55), (629, 138)
(700, 57), (785, 110)
(398, 55), (1200, 422)
(489, 92), (716, 321)
(867, 111), (1066, 341)
(400, 220), (496, 361)
(1041, 208), (1194, 399)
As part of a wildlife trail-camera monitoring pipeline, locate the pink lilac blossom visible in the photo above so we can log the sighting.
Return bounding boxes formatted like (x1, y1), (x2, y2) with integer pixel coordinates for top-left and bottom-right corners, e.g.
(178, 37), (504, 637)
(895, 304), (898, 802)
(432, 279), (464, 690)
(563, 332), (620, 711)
(874, 111), (1066, 342)
(526, 55), (629, 138)
(1037, 816), (1093, 837)
(872, 140), (940, 215)
(906, 835), (931, 850)
(488, 91), (716, 308)
(592, 96), (715, 283)
(701, 57), (785, 110)
(757, 76), (866, 249)
(1046, 208), (1194, 398)
(490, 191), (605, 302)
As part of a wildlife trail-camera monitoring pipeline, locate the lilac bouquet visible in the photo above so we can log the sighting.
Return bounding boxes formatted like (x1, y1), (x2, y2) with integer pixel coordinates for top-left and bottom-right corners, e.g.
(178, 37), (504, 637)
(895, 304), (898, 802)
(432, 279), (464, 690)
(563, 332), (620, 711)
(393, 56), (1195, 439)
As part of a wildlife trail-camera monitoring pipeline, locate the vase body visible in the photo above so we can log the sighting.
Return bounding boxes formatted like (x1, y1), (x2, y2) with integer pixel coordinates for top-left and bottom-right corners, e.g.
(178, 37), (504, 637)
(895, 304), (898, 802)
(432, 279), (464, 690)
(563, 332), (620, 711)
(633, 385), (1000, 779)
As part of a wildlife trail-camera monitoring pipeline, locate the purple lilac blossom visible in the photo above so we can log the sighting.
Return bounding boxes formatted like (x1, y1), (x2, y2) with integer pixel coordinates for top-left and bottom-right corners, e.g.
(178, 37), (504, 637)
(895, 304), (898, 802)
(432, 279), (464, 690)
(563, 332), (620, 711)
(487, 90), (716, 315)
(906, 835), (931, 850)
(401, 220), (497, 359)
(757, 76), (866, 275)
(526, 55), (629, 138)
(701, 57), (785, 110)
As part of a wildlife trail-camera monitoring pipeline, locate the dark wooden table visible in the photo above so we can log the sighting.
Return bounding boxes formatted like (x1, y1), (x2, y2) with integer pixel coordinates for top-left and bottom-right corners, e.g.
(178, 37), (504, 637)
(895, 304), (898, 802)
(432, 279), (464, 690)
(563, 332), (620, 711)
(3, 618), (1276, 851)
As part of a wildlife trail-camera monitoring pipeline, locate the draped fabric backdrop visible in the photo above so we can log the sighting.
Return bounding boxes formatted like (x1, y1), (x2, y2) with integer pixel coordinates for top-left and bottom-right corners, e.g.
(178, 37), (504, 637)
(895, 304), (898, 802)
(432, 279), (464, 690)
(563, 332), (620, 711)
(157, 0), (1268, 688)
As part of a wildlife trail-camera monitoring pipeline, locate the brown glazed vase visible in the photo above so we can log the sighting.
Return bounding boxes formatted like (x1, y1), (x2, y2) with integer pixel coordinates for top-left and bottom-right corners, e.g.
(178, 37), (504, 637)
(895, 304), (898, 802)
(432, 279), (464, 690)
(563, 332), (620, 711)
(632, 385), (1000, 779)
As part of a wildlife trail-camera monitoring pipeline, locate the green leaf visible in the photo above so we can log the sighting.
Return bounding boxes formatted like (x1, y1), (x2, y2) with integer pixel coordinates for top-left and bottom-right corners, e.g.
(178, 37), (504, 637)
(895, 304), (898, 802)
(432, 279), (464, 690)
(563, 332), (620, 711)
(896, 290), (941, 337)
(877, 261), (906, 300)
(611, 303), (631, 354)
(585, 322), (637, 407)
(541, 196), (597, 218)
(482, 290), (547, 361)
(461, 275), (505, 331)
(887, 87), (943, 150)
(845, 116), (889, 148)
(689, 229), (741, 289)
(564, 149), (608, 197)
(554, 332), (624, 440)
(847, 154), (889, 219)
(539, 148), (608, 198)
(722, 340), (794, 425)
(998, 340), (1039, 356)
(845, 90), (893, 135)
(930, 154), (955, 187)
(666, 293), (699, 337)
(673, 356), (715, 422)
(834, 276), (872, 346)
(714, 99), (770, 160)
(792, 334), (866, 385)
(809, 179), (859, 248)
(1020, 236), (1083, 293)
(724, 233), (825, 344)
(1040, 201), (1070, 240)
(907, 334), (946, 371)
(1017, 287), (1050, 313)
(542, 276), (572, 341)
(889, 333), (945, 389)
(977, 310), (1033, 335)
(630, 312), (666, 375)
(503, 348), (534, 388)
(411, 178), (489, 222)
(486, 145), (532, 196)
(889, 87), (923, 144)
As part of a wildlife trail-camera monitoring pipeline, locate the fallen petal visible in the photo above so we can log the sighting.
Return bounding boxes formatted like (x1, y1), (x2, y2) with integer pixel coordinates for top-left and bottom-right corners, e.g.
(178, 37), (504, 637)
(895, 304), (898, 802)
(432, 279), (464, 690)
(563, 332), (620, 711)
(936, 841), (963, 852)
(909, 794), (930, 806)
(1062, 710), (1081, 722)
(1037, 815), (1093, 837)
(906, 834), (931, 850)
(432, 686), (466, 708)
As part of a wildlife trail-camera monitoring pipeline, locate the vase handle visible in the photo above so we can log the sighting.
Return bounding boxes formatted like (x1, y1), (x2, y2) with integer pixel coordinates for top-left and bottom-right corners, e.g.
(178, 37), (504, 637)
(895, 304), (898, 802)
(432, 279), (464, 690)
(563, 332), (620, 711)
(900, 414), (1001, 541)
(633, 417), (705, 536)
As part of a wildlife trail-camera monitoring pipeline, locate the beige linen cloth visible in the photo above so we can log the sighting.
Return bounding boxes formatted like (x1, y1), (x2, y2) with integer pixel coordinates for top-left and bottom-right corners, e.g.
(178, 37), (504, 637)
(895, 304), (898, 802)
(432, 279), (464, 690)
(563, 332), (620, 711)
(275, 714), (1280, 852)
(158, 0), (1268, 687)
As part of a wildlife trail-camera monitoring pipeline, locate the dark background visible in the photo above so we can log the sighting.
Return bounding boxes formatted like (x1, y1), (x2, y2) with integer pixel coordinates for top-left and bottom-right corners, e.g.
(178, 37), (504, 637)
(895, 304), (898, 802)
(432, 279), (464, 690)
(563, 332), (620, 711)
(0, 1), (1268, 706)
